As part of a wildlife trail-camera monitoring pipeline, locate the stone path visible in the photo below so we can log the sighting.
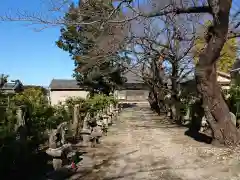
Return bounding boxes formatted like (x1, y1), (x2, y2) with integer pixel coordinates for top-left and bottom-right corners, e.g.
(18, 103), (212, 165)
(67, 104), (240, 180)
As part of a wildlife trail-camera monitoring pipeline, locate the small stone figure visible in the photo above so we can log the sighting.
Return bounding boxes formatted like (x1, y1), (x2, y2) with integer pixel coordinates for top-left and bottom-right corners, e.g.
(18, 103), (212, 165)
(46, 122), (71, 170)
(90, 125), (103, 147)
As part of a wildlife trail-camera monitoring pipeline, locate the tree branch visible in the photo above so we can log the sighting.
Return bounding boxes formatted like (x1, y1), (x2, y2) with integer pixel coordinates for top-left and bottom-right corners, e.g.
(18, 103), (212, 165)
(142, 6), (212, 18)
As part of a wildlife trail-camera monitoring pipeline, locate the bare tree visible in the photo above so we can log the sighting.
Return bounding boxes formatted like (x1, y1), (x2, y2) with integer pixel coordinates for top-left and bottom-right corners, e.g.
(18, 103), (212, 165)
(127, 0), (240, 146)
(117, 0), (240, 146)
(122, 11), (197, 122)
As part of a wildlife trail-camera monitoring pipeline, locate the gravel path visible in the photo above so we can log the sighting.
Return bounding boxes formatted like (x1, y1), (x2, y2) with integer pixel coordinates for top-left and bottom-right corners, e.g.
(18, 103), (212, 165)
(68, 104), (240, 180)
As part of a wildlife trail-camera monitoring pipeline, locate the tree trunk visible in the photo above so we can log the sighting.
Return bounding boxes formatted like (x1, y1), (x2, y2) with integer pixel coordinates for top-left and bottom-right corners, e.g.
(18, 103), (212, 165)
(170, 58), (181, 123)
(196, 0), (240, 146)
(147, 56), (167, 114)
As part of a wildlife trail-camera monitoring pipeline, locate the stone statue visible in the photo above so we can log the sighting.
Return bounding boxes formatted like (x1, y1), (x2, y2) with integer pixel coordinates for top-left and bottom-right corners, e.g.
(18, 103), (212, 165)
(48, 122), (68, 149)
(90, 125), (103, 147)
(46, 122), (71, 170)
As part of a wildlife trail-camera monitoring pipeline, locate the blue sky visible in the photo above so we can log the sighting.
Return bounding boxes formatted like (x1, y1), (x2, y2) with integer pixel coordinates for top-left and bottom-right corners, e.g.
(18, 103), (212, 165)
(0, 0), (75, 87)
(0, 0), (239, 86)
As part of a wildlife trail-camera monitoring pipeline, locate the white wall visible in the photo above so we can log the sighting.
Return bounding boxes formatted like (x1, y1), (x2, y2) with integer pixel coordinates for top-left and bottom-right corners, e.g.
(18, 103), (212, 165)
(114, 90), (149, 101)
(50, 90), (89, 105)
(50, 89), (150, 105)
(50, 75), (230, 105)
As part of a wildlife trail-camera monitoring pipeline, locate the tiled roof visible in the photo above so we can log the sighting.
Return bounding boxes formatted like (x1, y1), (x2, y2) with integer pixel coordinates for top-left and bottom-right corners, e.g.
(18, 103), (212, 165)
(49, 79), (84, 90)
(50, 67), (145, 90)
(1, 81), (24, 93)
(1, 83), (16, 90)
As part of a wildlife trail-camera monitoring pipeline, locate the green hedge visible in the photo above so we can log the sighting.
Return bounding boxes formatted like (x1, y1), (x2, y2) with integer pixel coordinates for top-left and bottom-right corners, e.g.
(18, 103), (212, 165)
(0, 89), (118, 178)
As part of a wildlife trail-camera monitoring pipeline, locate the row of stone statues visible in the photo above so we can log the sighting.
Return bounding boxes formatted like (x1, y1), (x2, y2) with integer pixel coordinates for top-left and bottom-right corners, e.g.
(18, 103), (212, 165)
(46, 103), (121, 170)
(81, 103), (119, 147)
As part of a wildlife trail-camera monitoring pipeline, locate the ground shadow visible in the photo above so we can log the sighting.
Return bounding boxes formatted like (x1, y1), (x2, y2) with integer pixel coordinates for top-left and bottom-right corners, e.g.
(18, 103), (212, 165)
(120, 103), (137, 109)
(0, 150), (53, 180)
(44, 167), (76, 180)
(92, 156), (183, 180)
(184, 129), (212, 144)
(134, 124), (183, 129)
(102, 166), (183, 180)
(72, 150), (139, 179)
(0, 144), (89, 180)
(135, 104), (212, 145)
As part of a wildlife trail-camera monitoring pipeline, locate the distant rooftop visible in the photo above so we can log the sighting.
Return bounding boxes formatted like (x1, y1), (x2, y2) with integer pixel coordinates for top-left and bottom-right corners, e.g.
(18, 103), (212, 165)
(49, 79), (84, 90)
(49, 68), (145, 90)
(1, 80), (24, 93)
(1, 83), (17, 90)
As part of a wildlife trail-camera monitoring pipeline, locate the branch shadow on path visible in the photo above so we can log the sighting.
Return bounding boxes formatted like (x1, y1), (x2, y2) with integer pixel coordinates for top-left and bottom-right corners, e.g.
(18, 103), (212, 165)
(71, 150), (139, 180)
(134, 105), (213, 145)
(184, 129), (212, 144)
(102, 166), (183, 180)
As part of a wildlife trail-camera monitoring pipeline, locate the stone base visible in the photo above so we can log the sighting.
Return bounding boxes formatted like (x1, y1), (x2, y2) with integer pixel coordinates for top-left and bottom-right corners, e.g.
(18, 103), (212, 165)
(102, 118), (109, 128)
(46, 144), (72, 158)
(107, 116), (113, 125)
(80, 129), (91, 147)
(82, 135), (91, 146)
(52, 158), (63, 170)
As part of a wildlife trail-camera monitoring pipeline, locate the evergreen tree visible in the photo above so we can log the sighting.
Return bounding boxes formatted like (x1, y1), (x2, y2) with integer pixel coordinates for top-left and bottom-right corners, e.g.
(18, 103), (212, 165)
(56, 1), (126, 95)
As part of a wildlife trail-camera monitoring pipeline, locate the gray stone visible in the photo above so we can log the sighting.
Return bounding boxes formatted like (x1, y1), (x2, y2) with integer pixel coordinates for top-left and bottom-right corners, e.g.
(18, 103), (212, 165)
(102, 115), (109, 128)
(83, 113), (90, 130)
(107, 115), (113, 125)
(90, 126), (103, 147)
(52, 159), (63, 170)
(81, 129), (91, 147)
(48, 122), (68, 149)
(96, 120), (103, 126)
(230, 112), (236, 126)
(91, 126), (103, 137)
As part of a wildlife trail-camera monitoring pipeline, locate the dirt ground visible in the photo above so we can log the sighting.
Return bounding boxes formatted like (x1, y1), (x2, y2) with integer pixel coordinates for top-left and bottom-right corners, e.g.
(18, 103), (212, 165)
(67, 103), (240, 180)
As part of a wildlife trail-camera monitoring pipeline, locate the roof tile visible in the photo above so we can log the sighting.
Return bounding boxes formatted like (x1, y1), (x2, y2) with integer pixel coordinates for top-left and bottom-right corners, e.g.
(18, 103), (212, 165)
(49, 68), (145, 89)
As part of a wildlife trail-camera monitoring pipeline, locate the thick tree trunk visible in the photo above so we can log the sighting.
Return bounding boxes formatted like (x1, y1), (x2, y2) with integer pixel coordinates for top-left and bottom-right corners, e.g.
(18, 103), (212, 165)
(196, 0), (240, 146)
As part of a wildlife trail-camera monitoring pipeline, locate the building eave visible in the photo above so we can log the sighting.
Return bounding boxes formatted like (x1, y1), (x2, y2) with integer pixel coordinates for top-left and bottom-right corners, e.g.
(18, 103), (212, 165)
(50, 87), (89, 91)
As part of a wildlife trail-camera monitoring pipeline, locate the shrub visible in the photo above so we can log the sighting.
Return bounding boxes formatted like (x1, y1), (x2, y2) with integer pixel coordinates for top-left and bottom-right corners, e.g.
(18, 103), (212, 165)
(86, 94), (116, 114)
(227, 85), (240, 116)
(0, 89), (118, 178)
(0, 87), (73, 178)
(64, 96), (87, 120)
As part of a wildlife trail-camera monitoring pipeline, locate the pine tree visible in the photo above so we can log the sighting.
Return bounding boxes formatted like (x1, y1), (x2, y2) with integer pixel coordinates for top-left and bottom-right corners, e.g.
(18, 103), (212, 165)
(56, 1), (126, 95)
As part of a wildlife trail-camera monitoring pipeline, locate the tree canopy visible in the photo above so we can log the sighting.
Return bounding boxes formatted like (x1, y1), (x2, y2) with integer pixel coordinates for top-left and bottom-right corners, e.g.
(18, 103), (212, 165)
(56, 1), (126, 95)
